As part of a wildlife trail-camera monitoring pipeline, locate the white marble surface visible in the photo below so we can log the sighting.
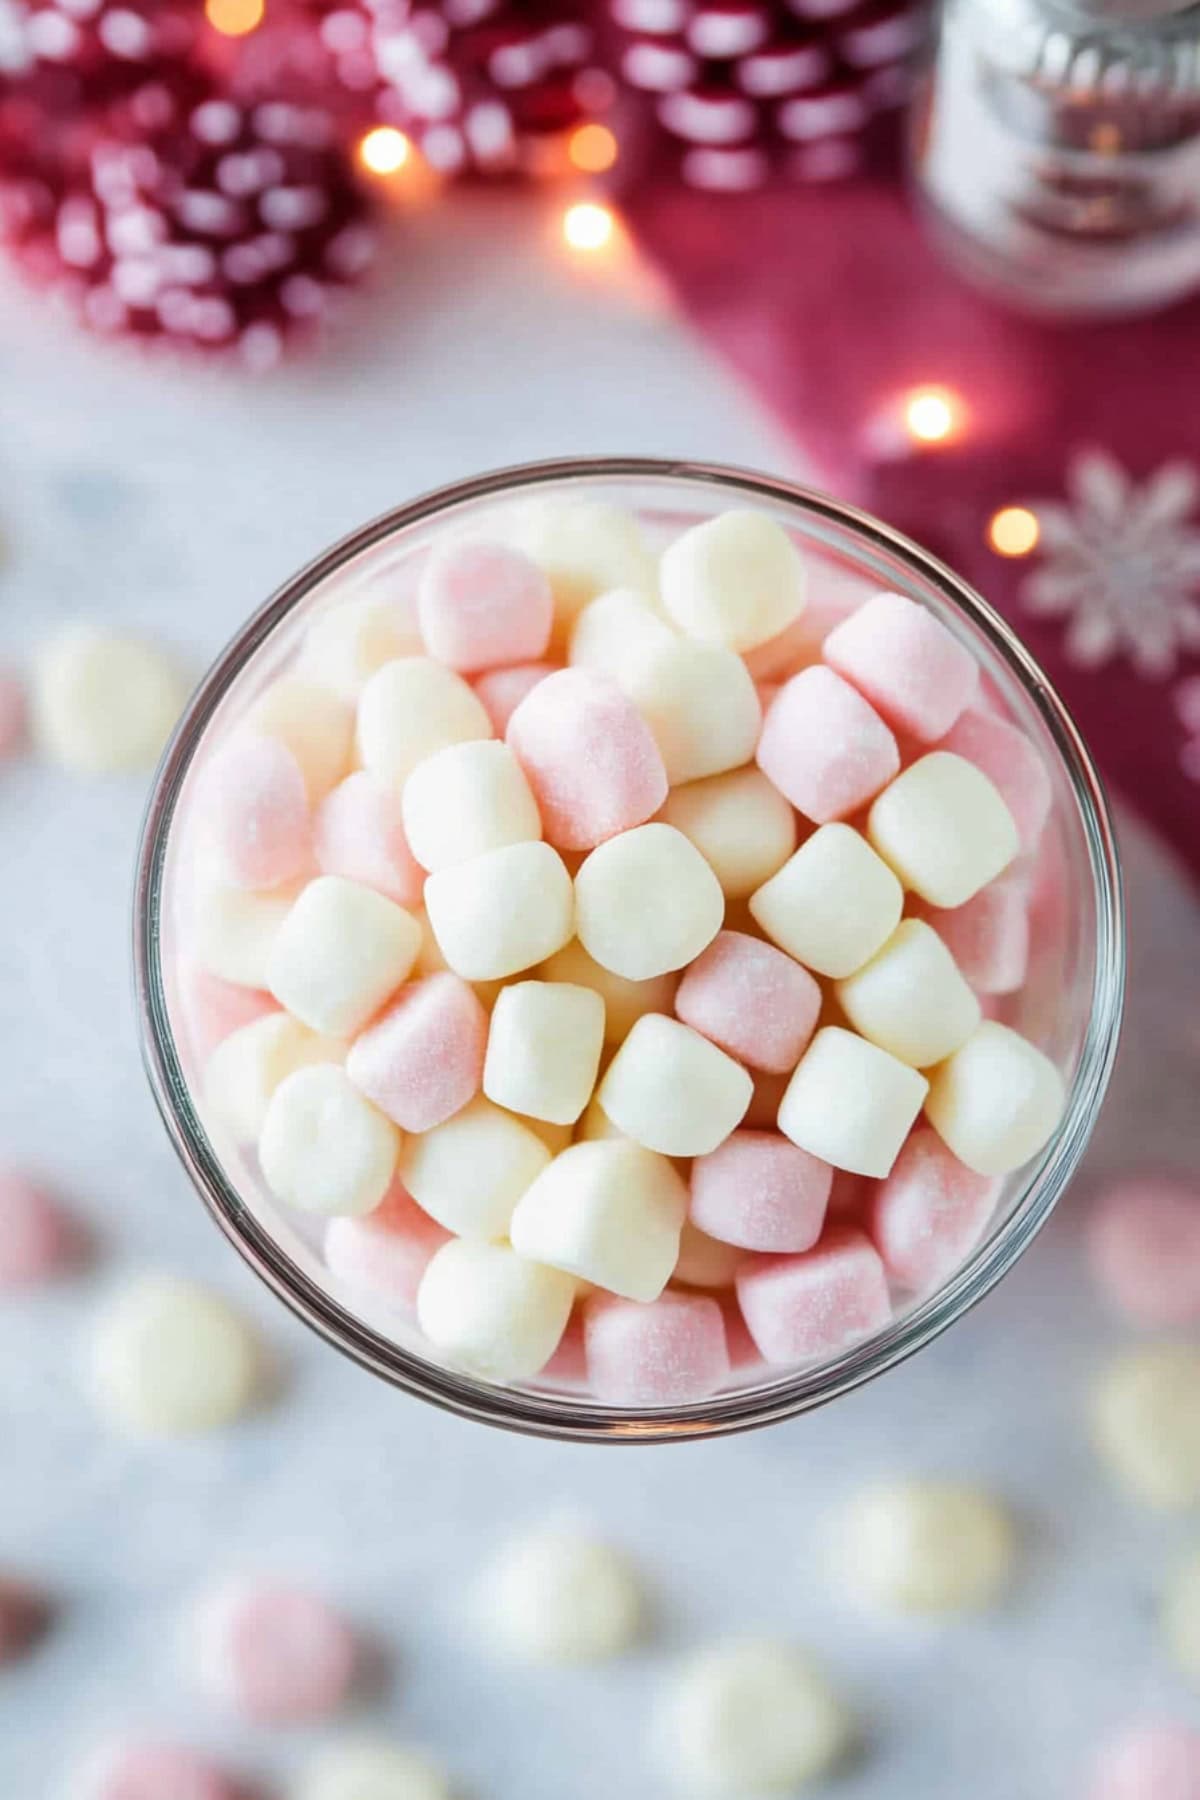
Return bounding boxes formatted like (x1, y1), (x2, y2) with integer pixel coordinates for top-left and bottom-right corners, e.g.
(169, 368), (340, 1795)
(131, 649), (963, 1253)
(1, 191), (1198, 1800)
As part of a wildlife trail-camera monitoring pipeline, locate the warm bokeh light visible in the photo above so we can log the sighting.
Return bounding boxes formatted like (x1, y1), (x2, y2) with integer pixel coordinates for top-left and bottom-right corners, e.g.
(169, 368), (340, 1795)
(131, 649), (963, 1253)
(358, 127), (411, 177)
(988, 505), (1041, 557)
(568, 124), (619, 175)
(205, 0), (265, 36)
(562, 201), (615, 253)
(903, 386), (963, 444)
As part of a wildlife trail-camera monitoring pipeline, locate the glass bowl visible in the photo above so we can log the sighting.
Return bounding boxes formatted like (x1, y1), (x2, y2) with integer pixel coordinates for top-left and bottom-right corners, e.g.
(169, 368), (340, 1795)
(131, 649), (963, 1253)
(134, 457), (1125, 1444)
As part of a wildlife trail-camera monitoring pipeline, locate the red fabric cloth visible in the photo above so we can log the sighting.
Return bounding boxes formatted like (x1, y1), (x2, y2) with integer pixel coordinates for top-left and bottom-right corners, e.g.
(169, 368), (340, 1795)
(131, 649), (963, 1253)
(622, 174), (1200, 882)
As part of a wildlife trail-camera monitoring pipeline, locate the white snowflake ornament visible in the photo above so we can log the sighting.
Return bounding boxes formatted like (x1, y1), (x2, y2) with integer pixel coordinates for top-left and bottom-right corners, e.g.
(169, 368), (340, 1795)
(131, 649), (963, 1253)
(1022, 449), (1200, 677)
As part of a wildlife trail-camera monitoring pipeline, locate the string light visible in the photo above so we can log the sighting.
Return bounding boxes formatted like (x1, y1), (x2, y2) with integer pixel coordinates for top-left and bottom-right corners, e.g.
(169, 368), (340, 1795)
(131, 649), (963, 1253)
(568, 124), (619, 174)
(205, 0), (264, 36)
(988, 506), (1040, 557)
(903, 386), (963, 445)
(358, 127), (411, 177)
(562, 201), (615, 253)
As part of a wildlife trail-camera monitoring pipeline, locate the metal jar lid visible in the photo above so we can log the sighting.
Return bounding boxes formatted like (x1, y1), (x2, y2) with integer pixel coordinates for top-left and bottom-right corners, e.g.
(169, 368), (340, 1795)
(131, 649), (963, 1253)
(954, 0), (1200, 98)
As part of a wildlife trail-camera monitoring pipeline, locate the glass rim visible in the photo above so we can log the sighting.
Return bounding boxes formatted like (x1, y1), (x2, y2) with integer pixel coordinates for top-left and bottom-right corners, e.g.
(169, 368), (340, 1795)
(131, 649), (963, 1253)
(133, 455), (1126, 1445)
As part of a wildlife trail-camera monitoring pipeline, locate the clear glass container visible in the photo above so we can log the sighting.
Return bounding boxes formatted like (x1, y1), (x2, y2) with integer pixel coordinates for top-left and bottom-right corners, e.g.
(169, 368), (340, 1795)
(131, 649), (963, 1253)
(134, 458), (1125, 1444)
(912, 0), (1200, 317)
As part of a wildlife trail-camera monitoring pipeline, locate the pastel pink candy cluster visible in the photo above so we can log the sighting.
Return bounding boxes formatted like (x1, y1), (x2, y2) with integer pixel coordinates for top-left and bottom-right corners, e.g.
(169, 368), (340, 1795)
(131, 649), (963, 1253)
(177, 503), (1066, 1407)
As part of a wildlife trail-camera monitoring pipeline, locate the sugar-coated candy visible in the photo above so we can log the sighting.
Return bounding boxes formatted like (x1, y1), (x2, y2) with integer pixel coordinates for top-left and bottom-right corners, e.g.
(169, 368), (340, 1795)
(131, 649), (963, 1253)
(416, 1238), (575, 1380)
(314, 772), (425, 907)
(73, 1740), (242, 1800)
(841, 1479), (1015, 1614)
(324, 1181), (449, 1310)
(1090, 1723), (1200, 1800)
(674, 1220), (746, 1290)
(660, 510), (806, 652)
(193, 1580), (357, 1723)
(506, 667), (667, 851)
(424, 841), (574, 980)
(575, 824), (724, 981)
(417, 537), (553, 673)
(260, 1065), (398, 1217)
(836, 919), (981, 1068)
(357, 657), (492, 790)
(655, 1639), (849, 1793)
(251, 677), (353, 803)
(401, 740), (541, 871)
(691, 1131), (832, 1253)
(868, 1127), (999, 1291)
(779, 1027), (928, 1178)
(598, 1014), (753, 1158)
(925, 1021), (1065, 1176)
(675, 931), (821, 1074)
(477, 1525), (643, 1662)
(0, 1169), (77, 1289)
(502, 498), (657, 638)
(194, 733), (312, 890)
(661, 767), (797, 900)
(298, 594), (423, 698)
(473, 661), (557, 733)
(539, 940), (677, 1043)
(1086, 1173), (1200, 1328)
(621, 639), (761, 785)
(824, 590), (978, 742)
(736, 1224), (891, 1362)
(916, 878), (1029, 995)
(32, 624), (186, 774)
(483, 980), (605, 1126)
(345, 973), (488, 1132)
(398, 1097), (550, 1237)
(90, 1274), (260, 1436)
(206, 1012), (345, 1144)
(756, 665), (900, 823)
(269, 876), (421, 1037)
(941, 704), (1053, 852)
(749, 824), (903, 980)
(867, 751), (1019, 908)
(584, 1289), (730, 1406)
(292, 1739), (453, 1800)
(510, 1140), (687, 1302)
(568, 587), (676, 685)
(0, 1575), (50, 1665)
(193, 878), (302, 989)
(1164, 1548), (1200, 1688)
(1092, 1344), (1200, 1509)
(0, 669), (25, 759)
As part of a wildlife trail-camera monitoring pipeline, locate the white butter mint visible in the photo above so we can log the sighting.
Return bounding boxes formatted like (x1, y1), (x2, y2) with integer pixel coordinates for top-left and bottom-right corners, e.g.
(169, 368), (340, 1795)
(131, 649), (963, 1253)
(416, 1238), (575, 1382)
(292, 1739), (453, 1800)
(357, 656), (492, 790)
(33, 624), (186, 774)
(398, 1097), (550, 1238)
(260, 1064), (398, 1218)
(656, 1639), (849, 1794)
(91, 1274), (260, 1436)
(842, 1479), (1016, 1615)
(478, 1525), (643, 1663)
(659, 510), (806, 652)
(268, 876), (421, 1038)
(1093, 1344), (1200, 1510)
(509, 1139), (687, 1302)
